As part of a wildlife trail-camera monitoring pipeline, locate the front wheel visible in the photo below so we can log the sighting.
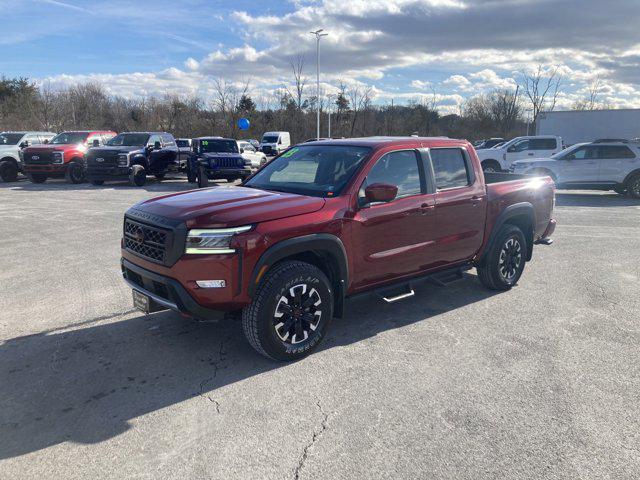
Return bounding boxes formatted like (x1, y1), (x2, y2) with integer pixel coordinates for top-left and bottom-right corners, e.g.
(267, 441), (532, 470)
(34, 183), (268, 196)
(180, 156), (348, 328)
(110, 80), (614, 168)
(197, 165), (209, 188)
(0, 160), (18, 182)
(481, 160), (501, 173)
(626, 173), (640, 199)
(129, 165), (146, 187)
(242, 261), (334, 361)
(187, 166), (196, 183)
(65, 162), (85, 184)
(477, 224), (527, 291)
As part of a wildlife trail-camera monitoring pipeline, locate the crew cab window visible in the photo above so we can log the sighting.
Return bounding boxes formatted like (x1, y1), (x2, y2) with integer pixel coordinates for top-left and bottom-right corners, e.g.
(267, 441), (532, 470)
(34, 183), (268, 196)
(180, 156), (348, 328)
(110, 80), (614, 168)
(430, 148), (471, 189)
(600, 145), (636, 159)
(508, 139), (530, 152)
(148, 135), (162, 147)
(162, 134), (176, 146)
(530, 138), (557, 150)
(361, 150), (422, 198)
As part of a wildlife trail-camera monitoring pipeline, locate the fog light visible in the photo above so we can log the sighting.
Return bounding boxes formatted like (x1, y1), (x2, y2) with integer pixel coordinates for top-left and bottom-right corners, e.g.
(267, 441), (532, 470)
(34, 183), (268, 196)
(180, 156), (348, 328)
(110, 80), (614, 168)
(195, 280), (226, 288)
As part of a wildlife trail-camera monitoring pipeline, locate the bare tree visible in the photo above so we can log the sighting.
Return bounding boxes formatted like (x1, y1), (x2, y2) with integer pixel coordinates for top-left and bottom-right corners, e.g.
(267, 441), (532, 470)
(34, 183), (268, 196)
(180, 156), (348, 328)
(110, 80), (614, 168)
(572, 77), (606, 110)
(286, 55), (307, 110)
(520, 65), (562, 126)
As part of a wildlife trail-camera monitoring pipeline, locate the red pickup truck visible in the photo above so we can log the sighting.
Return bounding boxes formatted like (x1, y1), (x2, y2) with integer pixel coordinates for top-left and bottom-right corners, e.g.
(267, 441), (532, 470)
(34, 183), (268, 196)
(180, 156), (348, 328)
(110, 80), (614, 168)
(121, 137), (556, 360)
(22, 130), (116, 184)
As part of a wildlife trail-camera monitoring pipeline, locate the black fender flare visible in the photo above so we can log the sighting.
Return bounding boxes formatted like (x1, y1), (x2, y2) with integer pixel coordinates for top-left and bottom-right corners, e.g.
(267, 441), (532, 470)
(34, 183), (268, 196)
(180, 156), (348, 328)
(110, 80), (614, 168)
(131, 155), (149, 170)
(479, 202), (536, 265)
(248, 233), (349, 314)
(623, 168), (640, 186)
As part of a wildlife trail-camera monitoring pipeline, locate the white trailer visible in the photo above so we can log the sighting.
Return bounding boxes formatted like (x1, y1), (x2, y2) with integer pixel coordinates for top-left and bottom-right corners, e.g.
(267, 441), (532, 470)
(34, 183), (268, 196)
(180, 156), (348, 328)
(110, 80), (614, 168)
(536, 109), (640, 145)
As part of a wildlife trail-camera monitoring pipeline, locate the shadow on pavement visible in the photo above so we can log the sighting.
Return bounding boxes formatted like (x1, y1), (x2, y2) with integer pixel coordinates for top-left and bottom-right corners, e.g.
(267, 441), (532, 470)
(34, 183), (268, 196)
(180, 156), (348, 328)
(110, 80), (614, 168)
(555, 191), (640, 208)
(0, 273), (497, 459)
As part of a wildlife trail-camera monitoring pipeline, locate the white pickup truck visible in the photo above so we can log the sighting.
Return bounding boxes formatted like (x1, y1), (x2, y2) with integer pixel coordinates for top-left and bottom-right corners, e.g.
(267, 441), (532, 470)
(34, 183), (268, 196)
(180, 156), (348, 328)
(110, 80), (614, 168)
(476, 135), (563, 172)
(511, 140), (640, 198)
(0, 131), (57, 182)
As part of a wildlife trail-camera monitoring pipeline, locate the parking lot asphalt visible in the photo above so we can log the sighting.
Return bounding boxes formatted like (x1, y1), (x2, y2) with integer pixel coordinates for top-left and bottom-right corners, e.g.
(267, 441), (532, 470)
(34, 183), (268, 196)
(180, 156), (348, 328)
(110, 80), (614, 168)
(1, 177), (639, 479)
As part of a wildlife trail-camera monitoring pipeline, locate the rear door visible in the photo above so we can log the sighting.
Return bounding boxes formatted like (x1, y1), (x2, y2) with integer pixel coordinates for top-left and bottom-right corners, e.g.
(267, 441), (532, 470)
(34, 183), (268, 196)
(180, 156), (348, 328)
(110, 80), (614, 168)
(147, 134), (163, 171)
(350, 148), (437, 289)
(430, 147), (486, 266)
(556, 145), (600, 184)
(597, 145), (639, 183)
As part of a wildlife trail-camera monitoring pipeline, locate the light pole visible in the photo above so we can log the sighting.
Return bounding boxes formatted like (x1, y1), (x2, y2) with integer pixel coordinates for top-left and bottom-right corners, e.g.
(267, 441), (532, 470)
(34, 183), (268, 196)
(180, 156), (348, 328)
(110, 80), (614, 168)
(310, 29), (328, 140)
(326, 93), (335, 138)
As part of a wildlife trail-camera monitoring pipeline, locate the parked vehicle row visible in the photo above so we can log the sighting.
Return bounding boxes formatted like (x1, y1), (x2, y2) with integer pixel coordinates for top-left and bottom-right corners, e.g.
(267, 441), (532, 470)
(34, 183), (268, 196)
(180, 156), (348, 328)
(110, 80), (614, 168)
(120, 136), (557, 360)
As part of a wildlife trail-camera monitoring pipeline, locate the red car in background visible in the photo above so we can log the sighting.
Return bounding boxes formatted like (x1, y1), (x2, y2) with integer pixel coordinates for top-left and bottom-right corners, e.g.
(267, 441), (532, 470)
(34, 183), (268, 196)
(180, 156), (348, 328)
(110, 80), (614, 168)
(22, 130), (116, 184)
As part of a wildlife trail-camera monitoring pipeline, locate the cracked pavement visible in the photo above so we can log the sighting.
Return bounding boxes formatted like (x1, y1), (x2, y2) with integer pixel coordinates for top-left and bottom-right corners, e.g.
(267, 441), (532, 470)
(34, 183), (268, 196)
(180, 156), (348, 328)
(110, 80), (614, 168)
(1, 179), (639, 479)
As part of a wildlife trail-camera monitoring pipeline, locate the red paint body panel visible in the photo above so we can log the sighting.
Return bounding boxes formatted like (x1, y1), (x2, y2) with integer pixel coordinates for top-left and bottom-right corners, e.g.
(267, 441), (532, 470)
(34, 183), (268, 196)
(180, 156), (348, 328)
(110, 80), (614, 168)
(121, 137), (556, 316)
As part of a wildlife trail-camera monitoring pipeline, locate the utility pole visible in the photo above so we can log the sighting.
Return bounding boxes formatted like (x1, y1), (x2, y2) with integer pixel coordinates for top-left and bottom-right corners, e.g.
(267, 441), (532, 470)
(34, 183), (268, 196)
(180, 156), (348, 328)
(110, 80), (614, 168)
(326, 93), (335, 138)
(310, 29), (328, 140)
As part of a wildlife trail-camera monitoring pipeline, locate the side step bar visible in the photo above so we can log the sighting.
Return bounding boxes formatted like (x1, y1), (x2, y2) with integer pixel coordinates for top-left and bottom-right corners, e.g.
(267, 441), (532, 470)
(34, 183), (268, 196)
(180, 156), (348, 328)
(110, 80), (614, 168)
(381, 288), (415, 303)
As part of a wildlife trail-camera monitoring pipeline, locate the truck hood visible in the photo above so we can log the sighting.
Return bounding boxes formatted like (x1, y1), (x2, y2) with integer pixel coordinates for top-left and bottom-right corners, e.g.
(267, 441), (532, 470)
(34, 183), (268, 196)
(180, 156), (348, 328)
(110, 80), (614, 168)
(23, 144), (76, 153)
(132, 186), (326, 228)
(89, 146), (144, 155)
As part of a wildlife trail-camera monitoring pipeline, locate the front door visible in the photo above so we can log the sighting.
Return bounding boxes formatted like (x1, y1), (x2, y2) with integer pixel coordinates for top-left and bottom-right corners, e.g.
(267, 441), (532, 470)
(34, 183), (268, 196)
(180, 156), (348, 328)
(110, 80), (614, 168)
(350, 149), (436, 290)
(556, 145), (601, 184)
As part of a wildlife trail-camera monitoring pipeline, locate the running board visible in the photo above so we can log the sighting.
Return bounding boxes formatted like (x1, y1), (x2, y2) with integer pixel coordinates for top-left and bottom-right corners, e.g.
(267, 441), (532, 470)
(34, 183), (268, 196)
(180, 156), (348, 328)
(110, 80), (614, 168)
(380, 288), (415, 303)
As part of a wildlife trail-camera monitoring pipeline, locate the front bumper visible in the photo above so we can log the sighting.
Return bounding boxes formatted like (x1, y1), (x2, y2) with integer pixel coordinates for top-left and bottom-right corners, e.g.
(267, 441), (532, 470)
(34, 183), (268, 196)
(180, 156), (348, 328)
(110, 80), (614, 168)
(203, 167), (252, 179)
(87, 165), (131, 181)
(23, 163), (67, 174)
(121, 258), (229, 320)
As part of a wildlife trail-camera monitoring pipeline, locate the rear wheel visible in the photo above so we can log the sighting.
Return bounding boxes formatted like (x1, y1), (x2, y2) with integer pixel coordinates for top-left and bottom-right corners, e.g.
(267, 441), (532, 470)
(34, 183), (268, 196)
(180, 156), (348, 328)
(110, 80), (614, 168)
(197, 165), (209, 188)
(129, 165), (146, 187)
(481, 160), (501, 173)
(626, 173), (640, 199)
(613, 185), (626, 195)
(242, 261), (333, 361)
(477, 224), (527, 291)
(0, 160), (18, 182)
(65, 161), (84, 184)
(27, 173), (47, 184)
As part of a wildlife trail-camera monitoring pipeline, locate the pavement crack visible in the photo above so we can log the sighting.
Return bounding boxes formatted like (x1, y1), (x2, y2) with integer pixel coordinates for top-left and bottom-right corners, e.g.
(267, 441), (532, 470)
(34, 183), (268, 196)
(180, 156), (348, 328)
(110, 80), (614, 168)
(197, 335), (229, 413)
(293, 401), (329, 480)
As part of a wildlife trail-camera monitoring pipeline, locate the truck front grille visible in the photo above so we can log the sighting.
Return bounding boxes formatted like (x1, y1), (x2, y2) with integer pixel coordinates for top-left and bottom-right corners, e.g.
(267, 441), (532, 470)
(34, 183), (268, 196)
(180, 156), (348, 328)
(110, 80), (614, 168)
(25, 152), (52, 164)
(123, 219), (169, 264)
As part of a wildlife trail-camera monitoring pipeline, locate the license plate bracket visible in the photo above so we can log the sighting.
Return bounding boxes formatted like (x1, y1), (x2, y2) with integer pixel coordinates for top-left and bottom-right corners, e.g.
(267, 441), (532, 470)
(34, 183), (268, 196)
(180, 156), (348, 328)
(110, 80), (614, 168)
(132, 289), (167, 314)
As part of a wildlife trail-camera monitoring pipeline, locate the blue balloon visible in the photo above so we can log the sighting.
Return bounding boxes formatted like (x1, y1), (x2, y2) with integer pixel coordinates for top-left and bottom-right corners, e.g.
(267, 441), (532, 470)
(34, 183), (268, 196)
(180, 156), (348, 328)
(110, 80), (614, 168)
(237, 118), (250, 130)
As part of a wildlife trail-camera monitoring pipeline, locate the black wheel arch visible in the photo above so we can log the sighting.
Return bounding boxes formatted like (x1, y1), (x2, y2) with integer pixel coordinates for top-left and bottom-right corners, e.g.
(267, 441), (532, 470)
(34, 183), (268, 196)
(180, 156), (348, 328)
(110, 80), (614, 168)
(1, 156), (18, 166)
(478, 202), (536, 265)
(248, 233), (349, 317)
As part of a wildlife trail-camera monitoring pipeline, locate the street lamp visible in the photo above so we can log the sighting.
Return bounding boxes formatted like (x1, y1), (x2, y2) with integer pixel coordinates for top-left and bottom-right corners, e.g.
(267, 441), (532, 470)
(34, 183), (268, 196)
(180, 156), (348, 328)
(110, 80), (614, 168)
(310, 29), (328, 140)
(326, 93), (336, 138)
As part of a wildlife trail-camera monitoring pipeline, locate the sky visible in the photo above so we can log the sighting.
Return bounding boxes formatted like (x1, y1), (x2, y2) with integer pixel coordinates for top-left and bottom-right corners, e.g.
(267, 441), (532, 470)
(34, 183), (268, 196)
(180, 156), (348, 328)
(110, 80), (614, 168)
(2, 0), (640, 113)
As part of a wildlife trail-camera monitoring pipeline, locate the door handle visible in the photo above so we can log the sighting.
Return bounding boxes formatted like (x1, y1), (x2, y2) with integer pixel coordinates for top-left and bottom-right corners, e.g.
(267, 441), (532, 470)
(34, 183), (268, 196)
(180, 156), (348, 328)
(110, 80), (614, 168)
(470, 196), (483, 206)
(420, 203), (435, 214)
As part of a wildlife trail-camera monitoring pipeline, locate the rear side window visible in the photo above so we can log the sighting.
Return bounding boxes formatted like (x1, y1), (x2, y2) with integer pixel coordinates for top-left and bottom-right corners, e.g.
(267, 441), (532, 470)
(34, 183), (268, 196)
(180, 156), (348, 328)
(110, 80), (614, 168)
(430, 148), (470, 189)
(530, 138), (557, 150)
(600, 146), (636, 159)
(162, 134), (176, 146)
(363, 150), (422, 198)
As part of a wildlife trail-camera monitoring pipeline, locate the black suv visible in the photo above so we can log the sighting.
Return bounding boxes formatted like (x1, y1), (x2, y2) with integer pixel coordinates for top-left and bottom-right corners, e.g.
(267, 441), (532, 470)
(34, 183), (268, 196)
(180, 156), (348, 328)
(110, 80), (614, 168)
(86, 132), (186, 186)
(188, 137), (253, 187)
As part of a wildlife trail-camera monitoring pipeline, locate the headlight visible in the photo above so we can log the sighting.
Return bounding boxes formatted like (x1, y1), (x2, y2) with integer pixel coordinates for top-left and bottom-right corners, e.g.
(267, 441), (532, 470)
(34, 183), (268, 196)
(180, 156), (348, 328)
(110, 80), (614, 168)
(52, 152), (64, 164)
(118, 154), (129, 167)
(185, 226), (252, 254)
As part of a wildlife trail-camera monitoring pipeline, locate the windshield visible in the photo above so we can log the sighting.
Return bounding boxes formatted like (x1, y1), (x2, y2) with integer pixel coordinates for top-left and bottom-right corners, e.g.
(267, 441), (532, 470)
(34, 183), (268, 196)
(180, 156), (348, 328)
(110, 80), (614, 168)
(0, 133), (24, 145)
(245, 145), (371, 197)
(107, 133), (149, 147)
(50, 132), (89, 145)
(199, 139), (238, 154)
(262, 135), (279, 143)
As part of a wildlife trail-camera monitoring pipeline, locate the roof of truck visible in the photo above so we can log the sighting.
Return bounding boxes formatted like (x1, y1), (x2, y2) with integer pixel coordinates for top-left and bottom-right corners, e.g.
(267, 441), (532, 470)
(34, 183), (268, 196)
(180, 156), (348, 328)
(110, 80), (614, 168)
(307, 136), (466, 148)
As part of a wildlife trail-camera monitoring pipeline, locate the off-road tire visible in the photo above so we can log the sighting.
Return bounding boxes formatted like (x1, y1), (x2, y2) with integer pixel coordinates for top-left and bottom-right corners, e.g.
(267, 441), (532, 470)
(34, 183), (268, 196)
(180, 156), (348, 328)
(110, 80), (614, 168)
(27, 173), (47, 184)
(129, 165), (146, 187)
(0, 160), (18, 182)
(626, 173), (640, 199)
(477, 224), (527, 291)
(242, 261), (334, 361)
(197, 165), (209, 188)
(65, 161), (84, 184)
(187, 166), (196, 183)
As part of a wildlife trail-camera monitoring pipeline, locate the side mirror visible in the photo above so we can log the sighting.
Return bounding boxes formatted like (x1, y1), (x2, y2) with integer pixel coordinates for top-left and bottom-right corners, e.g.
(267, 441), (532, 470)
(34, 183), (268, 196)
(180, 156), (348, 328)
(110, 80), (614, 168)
(364, 183), (398, 204)
(239, 147), (245, 153)
(43, 139), (49, 144)
(154, 141), (161, 150)
(20, 140), (30, 148)
(92, 139), (100, 147)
